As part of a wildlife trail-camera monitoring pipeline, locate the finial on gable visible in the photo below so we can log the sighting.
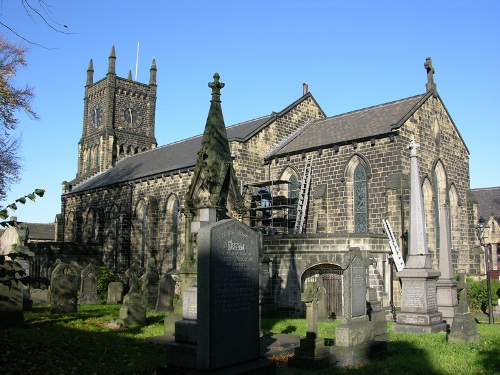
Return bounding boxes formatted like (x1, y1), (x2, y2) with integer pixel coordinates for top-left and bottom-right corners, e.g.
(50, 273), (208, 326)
(128, 70), (133, 80)
(424, 57), (436, 94)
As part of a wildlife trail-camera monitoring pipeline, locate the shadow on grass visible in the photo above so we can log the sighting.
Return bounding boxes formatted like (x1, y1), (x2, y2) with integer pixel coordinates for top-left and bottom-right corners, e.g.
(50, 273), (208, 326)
(0, 306), (167, 375)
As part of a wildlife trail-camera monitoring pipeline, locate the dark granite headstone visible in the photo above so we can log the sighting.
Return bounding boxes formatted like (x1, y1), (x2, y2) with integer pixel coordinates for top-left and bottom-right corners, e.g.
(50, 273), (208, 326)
(197, 219), (261, 371)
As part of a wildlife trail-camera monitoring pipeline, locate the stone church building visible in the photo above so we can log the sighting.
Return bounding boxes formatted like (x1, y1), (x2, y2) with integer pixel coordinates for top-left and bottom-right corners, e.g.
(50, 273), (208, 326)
(56, 47), (480, 316)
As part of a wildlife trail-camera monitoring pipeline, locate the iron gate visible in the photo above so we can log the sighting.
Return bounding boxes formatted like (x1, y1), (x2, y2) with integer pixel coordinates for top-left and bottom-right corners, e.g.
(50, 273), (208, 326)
(302, 264), (343, 319)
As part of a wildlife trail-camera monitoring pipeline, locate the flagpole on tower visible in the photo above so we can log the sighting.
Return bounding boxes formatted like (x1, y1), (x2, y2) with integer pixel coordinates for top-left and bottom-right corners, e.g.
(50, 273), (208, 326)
(135, 41), (140, 81)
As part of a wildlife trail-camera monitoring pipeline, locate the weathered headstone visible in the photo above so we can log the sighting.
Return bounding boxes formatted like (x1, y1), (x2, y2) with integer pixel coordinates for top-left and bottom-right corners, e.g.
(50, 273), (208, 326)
(118, 266), (146, 327)
(50, 262), (79, 314)
(288, 281), (333, 370)
(331, 248), (387, 367)
(142, 257), (159, 309)
(30, 288), (50, 306)
(0, 259), (24, 325)
(448, 273), (480, 344)
(155, 273), (176, 312)
(393, 137), (447, 334)
(79, 263), (99, 304)
(107, 281), (124, 304)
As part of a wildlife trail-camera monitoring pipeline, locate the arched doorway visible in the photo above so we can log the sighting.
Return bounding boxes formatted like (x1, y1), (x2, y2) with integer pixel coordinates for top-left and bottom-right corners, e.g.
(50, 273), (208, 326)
(302, 263), (343, 319)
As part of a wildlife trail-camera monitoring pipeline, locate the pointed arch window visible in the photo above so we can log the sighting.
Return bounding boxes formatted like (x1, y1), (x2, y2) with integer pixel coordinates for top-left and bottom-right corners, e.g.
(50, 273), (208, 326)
(354, 164), (368, 233)
(171, 199), (179, 269)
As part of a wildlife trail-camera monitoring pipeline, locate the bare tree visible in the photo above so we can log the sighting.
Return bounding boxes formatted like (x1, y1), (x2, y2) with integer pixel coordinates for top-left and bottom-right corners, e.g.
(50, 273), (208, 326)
(0, 0), (71, 48)
(0, 35), (38, 201)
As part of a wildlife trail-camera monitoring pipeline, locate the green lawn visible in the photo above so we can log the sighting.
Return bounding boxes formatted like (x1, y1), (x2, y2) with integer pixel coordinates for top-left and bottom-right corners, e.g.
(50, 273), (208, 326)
(1, 305), (499, 375)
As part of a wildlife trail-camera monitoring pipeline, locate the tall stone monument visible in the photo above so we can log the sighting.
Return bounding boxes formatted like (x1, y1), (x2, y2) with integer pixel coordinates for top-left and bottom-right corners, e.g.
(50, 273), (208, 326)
(392, 137), (447, 333)
(164, 73), (245, 338)
(436, 207), (458, 325)
(162, 74), (273, 373)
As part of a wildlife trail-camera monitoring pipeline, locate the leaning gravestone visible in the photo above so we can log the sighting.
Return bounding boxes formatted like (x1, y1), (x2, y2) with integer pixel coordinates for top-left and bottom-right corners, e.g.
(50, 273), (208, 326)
(79, 263), (99, 304)
(155, 272), (176, 312)
(165, 219), (275, 374)
(0, 259), (24, 325)
(107, 281), (124, 304)
(50, 262), (79, 314)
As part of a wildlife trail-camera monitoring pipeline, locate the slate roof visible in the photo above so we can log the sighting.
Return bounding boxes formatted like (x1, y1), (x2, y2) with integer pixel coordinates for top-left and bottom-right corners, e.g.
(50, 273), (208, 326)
(69, 115), (271, 193)
(67, 91), (444, 195)
(272, 94), (426, 156)
(471, 187), (500, 222)
(26, 223), (55, 241)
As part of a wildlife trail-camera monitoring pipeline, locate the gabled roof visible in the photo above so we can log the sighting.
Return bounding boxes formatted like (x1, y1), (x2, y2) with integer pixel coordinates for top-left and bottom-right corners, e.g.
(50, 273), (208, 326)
(471, 187), (500, 222)
(67, 94), (321, 194)
(272, 94), (426, 156)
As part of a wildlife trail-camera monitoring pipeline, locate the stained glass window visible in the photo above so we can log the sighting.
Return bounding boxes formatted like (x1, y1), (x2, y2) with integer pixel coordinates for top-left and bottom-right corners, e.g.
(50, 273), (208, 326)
(354, 164), (368, 233)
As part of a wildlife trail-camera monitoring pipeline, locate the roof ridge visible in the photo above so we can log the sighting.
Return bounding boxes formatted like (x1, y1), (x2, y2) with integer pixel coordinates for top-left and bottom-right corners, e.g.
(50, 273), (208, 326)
(331, 94), (425, 119)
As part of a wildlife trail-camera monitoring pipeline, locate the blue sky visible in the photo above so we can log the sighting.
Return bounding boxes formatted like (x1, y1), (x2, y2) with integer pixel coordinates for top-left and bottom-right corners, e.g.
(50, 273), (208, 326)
(1, 0), (499, 223)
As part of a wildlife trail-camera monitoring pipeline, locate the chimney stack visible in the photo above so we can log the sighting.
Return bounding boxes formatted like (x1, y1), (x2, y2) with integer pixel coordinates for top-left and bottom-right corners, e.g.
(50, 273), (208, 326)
(303, 82), (308, 95)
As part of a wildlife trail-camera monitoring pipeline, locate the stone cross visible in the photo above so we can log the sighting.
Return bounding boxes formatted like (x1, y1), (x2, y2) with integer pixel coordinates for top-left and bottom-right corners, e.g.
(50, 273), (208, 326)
(302, 282), (322, 339)
(408, 135), (420, 157)
(208, 73), (224, 101)
(456, 273), (470, 314)
(424, 57), (436, 92)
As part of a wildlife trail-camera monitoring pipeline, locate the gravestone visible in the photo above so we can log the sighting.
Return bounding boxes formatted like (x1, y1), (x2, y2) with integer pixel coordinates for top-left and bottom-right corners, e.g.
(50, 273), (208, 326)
(107, 282), (124, 304)
(331, 248), (387, 367)
(165, 219), (275, 374)
(0, 259), (24, 325)
(156, 273), (176, 312)
(142, 258), (160, 309)
(30, 288), (50, 306)
(118, 266), (146, 327)
(448, 273), (480, 344)
(288, 281), (333, 370)
(393, 138), (447, 334)
(79, 263), (99, 304)
(50, 262), (79, 314)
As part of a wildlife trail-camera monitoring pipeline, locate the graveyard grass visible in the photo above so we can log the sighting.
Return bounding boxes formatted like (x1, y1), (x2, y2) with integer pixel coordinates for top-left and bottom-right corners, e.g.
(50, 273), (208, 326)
(1, 306), (499, 375)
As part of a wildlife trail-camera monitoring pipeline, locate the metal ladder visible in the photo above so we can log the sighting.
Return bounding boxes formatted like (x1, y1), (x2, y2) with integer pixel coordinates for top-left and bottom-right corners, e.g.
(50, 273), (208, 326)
(382, 218), (405, 272)
(294, 155), (314, 234)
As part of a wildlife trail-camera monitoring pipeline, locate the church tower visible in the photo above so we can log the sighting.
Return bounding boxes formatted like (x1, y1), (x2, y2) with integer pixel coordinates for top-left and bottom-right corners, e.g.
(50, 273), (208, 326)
(77, 46), (157, 179)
